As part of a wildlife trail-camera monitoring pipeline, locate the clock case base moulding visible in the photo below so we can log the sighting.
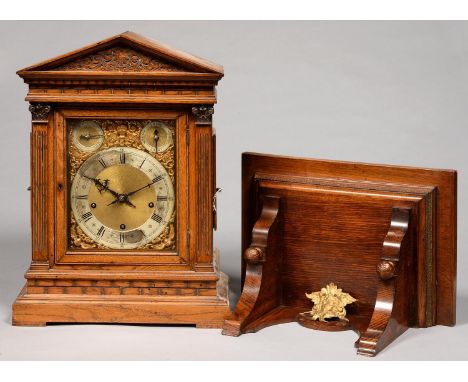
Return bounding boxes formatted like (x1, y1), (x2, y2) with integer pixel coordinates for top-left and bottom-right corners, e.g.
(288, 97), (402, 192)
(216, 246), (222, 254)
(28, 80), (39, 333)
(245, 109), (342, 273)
(12, 32), (230, 328)
(13, 251), (229, 328)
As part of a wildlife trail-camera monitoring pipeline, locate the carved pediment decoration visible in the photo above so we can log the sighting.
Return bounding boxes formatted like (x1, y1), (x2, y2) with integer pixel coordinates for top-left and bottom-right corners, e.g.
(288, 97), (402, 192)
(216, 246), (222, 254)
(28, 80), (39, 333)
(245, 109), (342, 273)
(51, 46), (186, 72)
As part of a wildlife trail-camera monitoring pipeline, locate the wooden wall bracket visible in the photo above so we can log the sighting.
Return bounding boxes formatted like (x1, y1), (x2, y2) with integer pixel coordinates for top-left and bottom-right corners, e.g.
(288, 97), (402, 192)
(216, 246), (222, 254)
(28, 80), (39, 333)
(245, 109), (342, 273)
(222, 194), (287, 336)
(356, 207), (412, 356)
(223, 202), (417, 356)
(222, 153), (457, 357)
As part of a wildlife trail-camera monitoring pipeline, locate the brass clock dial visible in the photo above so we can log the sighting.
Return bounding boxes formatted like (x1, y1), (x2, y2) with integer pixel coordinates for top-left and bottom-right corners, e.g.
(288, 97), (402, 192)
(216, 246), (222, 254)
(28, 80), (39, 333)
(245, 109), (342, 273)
(140, 121), (173, 153)
(72, 120), (104, 152)
(70, 147), (175, 249)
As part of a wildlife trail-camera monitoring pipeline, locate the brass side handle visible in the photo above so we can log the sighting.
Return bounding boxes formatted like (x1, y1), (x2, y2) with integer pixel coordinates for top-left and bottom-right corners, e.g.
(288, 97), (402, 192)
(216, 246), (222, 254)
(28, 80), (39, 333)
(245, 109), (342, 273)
(212, 187), (222, 230)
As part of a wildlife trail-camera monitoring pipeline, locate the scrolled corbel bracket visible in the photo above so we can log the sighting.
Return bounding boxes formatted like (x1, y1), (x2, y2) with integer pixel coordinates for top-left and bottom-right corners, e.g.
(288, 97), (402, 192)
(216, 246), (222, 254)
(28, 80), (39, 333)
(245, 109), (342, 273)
(356, 207), (412, 357)
(191, 105), (214, 125)
(222, 194), (282, 336)
(29, 103), (51, 123)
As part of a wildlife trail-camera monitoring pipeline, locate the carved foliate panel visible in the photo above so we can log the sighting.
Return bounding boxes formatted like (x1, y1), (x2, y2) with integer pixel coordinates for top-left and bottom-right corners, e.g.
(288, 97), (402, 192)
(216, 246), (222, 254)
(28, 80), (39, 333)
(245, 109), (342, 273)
(29, 104), (51, 122)
(192, 106), (214, 125)
(52, 46), (186, 72)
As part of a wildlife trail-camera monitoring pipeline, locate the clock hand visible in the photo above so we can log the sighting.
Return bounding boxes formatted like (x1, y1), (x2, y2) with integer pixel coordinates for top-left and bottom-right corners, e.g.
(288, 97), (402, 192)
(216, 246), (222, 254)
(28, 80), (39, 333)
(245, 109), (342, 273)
(154, 128), (159, 151)
(80, 134), (104, 140)
(83, 175), (140, 208)
(82, 175), (120, 197)
(107, 180), (157, 208)
(126, 174), (164, 197)
(106, 194), (136, 208)
(126, 182), (153, 197)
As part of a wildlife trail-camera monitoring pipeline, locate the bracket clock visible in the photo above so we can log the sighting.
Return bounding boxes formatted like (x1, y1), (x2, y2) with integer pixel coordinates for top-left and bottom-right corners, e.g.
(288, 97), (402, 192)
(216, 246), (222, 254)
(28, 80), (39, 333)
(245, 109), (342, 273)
(13, 32), (229, 327)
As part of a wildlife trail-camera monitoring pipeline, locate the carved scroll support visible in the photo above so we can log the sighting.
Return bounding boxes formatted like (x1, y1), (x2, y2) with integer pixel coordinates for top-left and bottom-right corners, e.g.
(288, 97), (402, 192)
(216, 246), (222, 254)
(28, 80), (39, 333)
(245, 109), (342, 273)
(222, 194), (287, 336)
(356, 207), (412, 356)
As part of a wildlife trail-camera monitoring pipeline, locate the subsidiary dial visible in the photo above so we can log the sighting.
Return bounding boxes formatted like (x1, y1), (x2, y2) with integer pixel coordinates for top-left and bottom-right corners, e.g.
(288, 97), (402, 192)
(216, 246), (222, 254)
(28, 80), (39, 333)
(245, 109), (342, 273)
(72, 120), (104, 152)
(140, 121), (173, 153)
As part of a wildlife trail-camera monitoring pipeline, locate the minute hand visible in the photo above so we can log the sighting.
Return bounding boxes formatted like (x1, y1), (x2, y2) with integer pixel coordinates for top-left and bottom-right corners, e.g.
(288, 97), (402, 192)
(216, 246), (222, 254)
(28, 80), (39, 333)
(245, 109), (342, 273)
(126, 175), (164, 197)
(126, 182), (154, 197)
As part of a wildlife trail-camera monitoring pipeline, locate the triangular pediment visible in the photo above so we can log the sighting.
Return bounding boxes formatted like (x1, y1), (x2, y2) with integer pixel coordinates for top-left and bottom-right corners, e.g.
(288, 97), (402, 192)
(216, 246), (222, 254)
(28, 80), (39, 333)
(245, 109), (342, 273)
(17, 31), (223, 77)
(51, 45), (187, 73)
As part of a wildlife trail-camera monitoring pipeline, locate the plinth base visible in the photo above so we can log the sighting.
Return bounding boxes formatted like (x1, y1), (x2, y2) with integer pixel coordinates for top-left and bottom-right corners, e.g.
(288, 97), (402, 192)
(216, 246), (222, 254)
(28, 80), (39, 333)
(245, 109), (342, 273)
(12, 282), (230, 328)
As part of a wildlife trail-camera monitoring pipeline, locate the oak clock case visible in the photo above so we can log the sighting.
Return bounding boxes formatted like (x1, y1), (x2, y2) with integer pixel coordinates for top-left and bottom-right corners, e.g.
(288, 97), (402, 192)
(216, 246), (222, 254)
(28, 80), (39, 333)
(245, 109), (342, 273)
(13, 32), (229, 327)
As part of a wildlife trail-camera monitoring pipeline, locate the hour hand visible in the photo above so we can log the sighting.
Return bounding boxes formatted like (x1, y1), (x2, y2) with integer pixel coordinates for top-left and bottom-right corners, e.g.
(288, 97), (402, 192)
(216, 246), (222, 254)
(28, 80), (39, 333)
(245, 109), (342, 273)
(125, 199), (137, 208)
(106, 199), (119, 207)
(82, 175), (119, 197)
(106, 194), (136, 208)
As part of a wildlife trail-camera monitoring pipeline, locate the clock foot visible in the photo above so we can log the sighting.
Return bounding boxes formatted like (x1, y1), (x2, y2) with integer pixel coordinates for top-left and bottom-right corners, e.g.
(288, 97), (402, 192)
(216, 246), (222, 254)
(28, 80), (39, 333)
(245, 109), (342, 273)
(12, 320), (47, 327)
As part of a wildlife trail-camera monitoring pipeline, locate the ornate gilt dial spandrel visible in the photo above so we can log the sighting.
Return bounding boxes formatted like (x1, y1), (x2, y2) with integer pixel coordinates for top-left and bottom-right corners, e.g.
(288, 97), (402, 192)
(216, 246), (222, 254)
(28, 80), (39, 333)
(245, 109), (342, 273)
(67, 119), (176, 251)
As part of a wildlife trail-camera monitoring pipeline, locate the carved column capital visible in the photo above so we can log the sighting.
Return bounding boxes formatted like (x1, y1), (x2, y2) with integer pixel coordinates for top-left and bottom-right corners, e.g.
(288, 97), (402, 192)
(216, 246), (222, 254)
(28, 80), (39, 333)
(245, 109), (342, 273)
(191, 105), (214, 125)
(29, 104), (51, 122)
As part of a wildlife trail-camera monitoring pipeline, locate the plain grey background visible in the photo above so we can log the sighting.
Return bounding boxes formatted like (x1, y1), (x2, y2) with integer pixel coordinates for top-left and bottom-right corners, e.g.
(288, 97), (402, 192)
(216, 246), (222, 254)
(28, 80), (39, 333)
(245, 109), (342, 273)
(0, 21), (466, 360)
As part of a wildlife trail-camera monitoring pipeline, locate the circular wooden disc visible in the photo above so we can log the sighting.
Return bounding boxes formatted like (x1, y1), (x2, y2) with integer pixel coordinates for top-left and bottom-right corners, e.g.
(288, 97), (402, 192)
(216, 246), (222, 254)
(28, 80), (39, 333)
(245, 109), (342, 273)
(296, 314), (351, 332)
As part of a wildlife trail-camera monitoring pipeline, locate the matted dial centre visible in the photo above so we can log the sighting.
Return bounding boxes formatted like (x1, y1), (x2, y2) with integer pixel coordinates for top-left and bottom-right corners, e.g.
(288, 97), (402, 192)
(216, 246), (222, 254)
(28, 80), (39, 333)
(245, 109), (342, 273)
(88, 164), (156, 231)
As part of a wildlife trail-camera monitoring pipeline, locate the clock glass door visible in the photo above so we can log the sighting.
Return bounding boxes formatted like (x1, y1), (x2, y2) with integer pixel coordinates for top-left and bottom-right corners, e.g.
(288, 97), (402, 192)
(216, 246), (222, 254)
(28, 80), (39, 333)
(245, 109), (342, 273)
(54, 109), (189, 266)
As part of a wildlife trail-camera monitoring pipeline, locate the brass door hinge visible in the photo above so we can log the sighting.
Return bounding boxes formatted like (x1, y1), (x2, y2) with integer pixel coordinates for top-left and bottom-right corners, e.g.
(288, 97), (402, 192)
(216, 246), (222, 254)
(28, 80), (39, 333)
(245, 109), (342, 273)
(185, 124), (190, 145)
